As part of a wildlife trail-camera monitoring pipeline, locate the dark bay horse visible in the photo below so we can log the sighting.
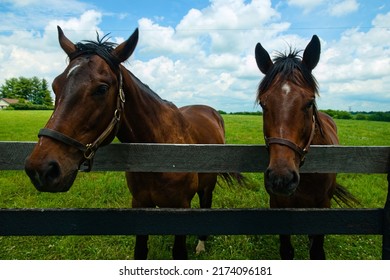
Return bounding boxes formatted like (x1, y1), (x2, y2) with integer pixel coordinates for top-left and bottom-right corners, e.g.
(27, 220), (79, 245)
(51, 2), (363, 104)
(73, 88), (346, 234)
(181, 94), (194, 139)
(254, 35), (358, 259)
(25, 26), (242, 259)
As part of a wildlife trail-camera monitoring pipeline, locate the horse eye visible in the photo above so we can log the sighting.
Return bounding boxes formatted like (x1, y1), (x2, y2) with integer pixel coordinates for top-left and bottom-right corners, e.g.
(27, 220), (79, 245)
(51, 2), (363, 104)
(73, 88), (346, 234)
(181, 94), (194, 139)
(94, 85), (109, 96)
(259, 99), (266, 109)
(306, 100), (315, 109)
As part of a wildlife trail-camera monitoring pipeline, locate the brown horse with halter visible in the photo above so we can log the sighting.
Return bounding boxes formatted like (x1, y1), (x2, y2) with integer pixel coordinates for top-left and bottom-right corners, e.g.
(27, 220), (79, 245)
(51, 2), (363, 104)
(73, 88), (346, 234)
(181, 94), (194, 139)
(25, 26), (243, 259)
(255, 35), (358, 259)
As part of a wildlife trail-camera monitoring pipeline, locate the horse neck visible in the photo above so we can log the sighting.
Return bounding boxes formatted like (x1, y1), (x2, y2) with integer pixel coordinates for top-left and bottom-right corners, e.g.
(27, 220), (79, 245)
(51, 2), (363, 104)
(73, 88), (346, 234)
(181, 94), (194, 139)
(116, 68), (187, 143)
(312, 111), (339, 145)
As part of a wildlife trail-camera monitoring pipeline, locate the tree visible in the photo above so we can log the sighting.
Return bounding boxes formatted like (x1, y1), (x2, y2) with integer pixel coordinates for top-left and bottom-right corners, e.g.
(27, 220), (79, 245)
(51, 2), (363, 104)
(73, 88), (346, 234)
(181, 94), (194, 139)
(0, 76), (53, 105)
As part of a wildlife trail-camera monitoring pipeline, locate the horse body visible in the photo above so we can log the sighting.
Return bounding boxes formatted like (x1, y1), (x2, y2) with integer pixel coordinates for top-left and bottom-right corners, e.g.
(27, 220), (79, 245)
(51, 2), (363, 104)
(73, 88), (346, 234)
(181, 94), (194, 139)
(25, 27), (237, 259)
(117, 74), (224, 258)
(116, 72), (225, 210)
(255, 36), (357, 259)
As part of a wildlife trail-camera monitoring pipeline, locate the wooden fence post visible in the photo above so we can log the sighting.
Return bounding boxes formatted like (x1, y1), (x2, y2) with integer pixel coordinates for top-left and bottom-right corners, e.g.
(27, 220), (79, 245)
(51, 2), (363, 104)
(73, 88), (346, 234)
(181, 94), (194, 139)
(382, 170), (390, 259)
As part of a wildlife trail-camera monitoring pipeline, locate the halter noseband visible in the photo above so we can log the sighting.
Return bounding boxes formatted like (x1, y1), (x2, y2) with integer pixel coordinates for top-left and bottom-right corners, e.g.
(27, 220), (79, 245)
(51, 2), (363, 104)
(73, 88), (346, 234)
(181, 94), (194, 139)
(38, 70), (125, 172)
(264, 115), (316, 166)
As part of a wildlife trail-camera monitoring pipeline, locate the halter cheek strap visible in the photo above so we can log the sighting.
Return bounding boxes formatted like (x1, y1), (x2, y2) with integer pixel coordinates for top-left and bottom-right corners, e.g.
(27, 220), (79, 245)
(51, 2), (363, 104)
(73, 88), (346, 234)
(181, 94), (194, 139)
(38, 71), (125, 172)
(265, 115), (316, 166)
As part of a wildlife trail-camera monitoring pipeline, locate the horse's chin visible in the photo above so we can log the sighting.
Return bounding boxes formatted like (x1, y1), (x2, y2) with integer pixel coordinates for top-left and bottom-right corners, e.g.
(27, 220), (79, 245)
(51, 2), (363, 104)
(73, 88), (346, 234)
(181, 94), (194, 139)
(266, 187), (296, 197)
(265, 180), (299, 197)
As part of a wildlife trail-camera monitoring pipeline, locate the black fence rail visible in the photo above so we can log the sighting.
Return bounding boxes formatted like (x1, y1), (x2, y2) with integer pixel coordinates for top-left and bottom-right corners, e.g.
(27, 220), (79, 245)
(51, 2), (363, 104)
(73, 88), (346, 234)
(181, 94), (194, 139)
(1, 142), (389, 258)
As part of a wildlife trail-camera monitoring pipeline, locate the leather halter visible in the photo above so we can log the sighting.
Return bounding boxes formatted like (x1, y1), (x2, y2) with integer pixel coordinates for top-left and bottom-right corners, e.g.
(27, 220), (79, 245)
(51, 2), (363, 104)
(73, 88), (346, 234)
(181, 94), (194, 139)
(38, 71), (125, 172)
(264, 115), (316, 166)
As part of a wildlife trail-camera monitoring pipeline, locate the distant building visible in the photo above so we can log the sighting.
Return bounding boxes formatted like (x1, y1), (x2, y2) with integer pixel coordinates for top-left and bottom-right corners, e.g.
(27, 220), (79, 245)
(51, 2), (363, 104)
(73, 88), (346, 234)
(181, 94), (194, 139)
(0, 98), (19, 109)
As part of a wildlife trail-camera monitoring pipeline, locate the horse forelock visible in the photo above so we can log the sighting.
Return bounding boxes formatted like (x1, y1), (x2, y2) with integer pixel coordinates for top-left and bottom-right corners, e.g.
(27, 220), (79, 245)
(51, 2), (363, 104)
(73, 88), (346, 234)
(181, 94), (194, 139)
(256, 49), (319, 103)
(68, 34), (120, 71)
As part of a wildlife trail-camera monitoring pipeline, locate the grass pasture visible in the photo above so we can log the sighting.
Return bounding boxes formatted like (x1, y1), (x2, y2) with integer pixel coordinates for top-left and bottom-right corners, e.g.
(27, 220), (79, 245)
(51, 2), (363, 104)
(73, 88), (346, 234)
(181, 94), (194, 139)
(0, 110), (389, 259)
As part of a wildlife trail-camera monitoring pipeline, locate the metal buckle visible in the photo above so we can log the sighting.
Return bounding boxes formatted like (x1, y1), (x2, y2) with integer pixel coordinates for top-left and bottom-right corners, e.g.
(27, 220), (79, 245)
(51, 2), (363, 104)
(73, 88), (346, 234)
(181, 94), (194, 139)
(84, 144), (95, 160)
(114, 109), (121, 121)
(119, 88), (125, 103)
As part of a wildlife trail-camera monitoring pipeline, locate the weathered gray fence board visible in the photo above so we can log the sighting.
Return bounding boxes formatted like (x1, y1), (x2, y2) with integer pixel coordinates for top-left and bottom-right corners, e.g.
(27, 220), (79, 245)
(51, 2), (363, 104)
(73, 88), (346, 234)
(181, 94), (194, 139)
(0, 208), (383, 236)
(1, 141), (389, 173)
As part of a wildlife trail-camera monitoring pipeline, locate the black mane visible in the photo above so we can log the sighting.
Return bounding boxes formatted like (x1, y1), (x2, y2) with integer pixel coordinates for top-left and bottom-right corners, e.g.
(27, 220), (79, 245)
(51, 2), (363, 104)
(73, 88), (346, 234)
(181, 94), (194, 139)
(69, 33), (120, 70)
(257, 49), (319, 97)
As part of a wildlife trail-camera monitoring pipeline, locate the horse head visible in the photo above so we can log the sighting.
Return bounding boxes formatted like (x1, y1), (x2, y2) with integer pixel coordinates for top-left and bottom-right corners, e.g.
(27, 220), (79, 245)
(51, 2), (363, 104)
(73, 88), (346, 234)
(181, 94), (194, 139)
(25, 26), (138, 192)
(255, 35), (321, 196)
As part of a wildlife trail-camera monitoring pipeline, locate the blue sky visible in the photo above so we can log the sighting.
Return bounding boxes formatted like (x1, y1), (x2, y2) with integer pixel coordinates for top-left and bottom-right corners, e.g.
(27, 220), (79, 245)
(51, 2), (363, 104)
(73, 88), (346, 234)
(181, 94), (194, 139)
(0, 0), (389, 112)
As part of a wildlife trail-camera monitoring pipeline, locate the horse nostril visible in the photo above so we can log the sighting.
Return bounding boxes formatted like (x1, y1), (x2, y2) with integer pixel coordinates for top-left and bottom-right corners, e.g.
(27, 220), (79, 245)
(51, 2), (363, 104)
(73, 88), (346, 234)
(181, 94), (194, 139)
(25, 165), (39, 186)
(25, 158), (75, 192)
(44, 161), (61, 183)
(291, 170), (299, 186)
(265, 168), (271, 180)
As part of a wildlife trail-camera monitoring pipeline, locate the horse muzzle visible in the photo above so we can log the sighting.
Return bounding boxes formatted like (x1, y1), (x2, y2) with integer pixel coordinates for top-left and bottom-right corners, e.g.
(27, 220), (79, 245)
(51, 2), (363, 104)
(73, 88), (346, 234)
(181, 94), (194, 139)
(264, 166), (300, 196)
(25, 156), (78, 193)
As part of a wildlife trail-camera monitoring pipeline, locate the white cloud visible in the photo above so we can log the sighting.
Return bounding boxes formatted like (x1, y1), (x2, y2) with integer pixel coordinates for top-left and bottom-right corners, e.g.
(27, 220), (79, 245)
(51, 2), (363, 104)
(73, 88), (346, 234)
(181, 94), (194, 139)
(328, 0), (359, 17)
(0, 9), (103, 86)
(0, 0), (92, 31)
(288, 0), (359, 16)
(45, 10), (103, 43)
(372, 11), (390, 26)
(126, 0), (287, 111)
(176, 0), (284, 54)
(137, 18), (201, 56)
(314, 12), (390, 111)
(287, 0), (325, 13)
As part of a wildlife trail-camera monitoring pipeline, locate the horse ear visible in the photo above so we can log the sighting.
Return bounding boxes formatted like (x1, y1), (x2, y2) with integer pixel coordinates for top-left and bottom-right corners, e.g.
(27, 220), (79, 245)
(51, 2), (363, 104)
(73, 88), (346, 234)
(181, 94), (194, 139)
(57, 26), (76, 56)
(112, 28), (139, 63)
(255, 43), (273, 74)
(302, 35), (321, 71)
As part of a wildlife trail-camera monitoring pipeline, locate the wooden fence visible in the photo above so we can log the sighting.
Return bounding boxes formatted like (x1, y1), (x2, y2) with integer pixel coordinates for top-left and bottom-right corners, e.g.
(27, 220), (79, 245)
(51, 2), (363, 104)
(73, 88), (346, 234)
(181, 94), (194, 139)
(1, 141), (389, 259)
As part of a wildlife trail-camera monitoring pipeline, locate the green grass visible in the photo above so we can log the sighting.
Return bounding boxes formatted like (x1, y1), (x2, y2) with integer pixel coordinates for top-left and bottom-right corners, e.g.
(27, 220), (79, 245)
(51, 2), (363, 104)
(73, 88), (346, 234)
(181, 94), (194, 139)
(336, 119), (390, 146)
(0, 110), (389, 259)
(0, 110), (50, 141)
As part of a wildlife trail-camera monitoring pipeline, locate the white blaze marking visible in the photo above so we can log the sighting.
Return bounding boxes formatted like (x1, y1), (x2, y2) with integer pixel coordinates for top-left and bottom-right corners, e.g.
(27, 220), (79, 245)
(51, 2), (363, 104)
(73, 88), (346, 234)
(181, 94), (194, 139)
(67, 64), (81, 78)
(282, 82), (291, 95)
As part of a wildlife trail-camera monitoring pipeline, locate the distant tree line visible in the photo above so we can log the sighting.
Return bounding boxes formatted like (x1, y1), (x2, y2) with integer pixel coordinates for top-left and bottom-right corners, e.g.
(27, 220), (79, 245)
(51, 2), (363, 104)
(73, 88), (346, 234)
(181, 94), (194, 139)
(0, 77), (53, 109)
(0, 77), (388, 121)
(218, 110), (262, 116)
(321, 109), (390, 122)
(219, 110), (390, 122)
